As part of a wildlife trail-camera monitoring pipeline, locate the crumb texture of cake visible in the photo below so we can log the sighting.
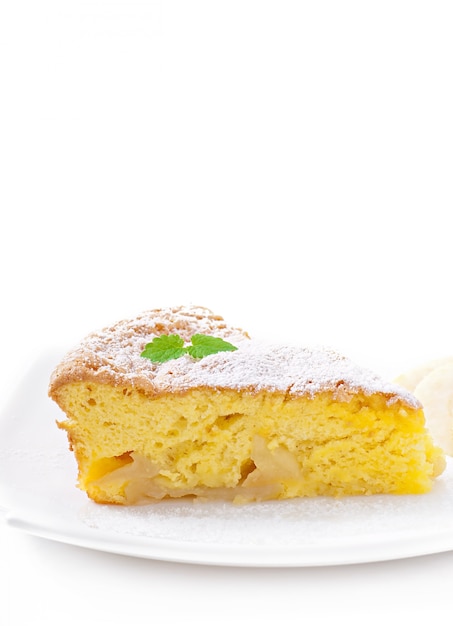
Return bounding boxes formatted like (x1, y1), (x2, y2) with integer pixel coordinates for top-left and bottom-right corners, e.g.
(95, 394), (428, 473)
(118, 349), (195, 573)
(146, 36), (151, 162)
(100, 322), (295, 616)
(49, 305), (445, 505)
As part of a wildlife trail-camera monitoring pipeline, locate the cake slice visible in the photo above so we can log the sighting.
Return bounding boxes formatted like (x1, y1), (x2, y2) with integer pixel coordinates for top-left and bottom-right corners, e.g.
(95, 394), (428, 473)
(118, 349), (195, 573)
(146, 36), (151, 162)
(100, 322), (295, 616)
(49, 306), (445, 505)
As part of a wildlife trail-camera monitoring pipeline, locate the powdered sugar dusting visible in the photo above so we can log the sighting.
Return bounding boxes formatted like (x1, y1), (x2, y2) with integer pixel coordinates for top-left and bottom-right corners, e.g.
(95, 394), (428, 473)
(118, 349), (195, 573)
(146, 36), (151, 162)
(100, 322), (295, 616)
(49, 305), (248, 394)
(49, 305), (419, 408)
(154, 341), (420, 406)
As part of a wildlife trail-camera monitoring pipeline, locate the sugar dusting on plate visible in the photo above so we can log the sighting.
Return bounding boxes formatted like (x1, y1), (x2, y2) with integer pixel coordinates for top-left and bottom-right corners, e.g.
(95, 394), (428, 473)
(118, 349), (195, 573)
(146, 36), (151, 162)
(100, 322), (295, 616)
(80, 460), (453, 548)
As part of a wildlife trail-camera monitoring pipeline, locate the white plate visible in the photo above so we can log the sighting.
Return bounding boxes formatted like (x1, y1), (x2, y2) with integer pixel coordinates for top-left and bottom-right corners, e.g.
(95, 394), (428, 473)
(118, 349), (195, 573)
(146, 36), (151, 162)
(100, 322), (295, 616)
(1, 353), (453, 567)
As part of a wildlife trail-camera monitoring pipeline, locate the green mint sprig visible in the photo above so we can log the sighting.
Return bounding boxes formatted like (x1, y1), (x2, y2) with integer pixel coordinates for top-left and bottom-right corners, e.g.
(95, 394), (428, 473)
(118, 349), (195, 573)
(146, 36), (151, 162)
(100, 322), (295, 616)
(141, 333), (238, 363)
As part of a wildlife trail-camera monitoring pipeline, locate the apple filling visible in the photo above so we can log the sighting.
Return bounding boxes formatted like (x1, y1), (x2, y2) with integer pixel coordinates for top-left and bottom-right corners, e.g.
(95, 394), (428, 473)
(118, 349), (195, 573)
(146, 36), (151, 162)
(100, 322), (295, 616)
(90, 436), (303, 505)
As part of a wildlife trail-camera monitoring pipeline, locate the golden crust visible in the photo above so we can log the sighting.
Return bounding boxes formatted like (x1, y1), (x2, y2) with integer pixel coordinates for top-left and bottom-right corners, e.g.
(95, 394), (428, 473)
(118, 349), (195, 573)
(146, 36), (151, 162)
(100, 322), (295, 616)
(49, 305), (421, 409)
(49, 305), (249, 398)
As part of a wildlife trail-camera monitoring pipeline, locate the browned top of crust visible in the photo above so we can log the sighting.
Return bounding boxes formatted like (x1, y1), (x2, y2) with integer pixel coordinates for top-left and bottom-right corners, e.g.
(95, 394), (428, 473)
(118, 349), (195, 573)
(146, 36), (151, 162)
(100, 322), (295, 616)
(49, 305), (249, 396)
(49, 305), (420, 409)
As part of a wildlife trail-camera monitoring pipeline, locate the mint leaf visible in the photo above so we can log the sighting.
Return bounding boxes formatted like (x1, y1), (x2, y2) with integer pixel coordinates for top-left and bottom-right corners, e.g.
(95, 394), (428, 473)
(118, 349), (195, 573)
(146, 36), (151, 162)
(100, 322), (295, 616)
(140, 333), (238, 363)
(140, 334), (187, 363)
(187, 334), (238, 359)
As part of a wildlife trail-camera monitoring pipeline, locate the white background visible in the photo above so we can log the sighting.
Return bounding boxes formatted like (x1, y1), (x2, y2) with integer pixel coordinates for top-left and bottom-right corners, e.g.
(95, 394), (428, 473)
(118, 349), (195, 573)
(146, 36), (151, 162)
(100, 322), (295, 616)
(1, 1), (452, 624)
